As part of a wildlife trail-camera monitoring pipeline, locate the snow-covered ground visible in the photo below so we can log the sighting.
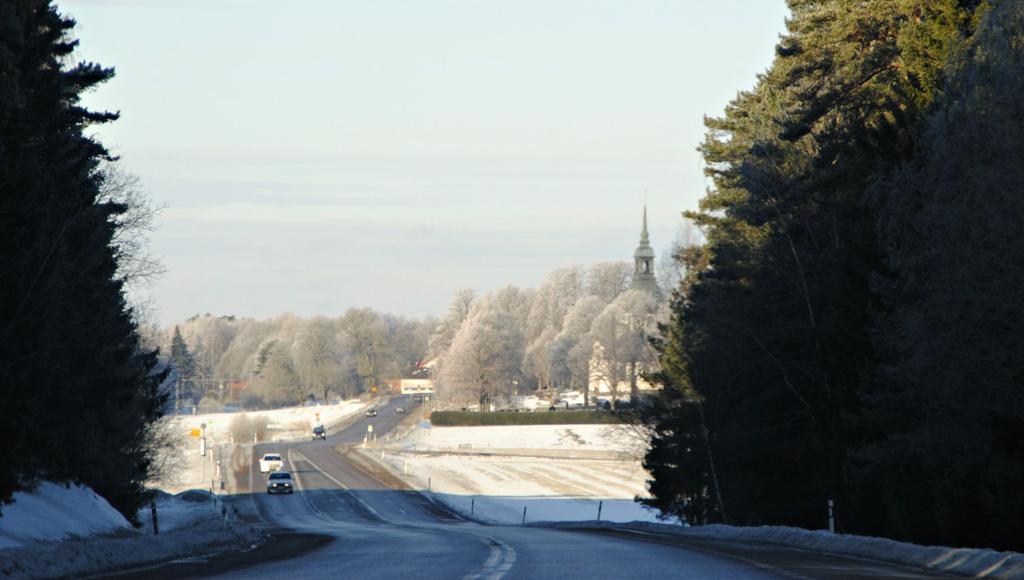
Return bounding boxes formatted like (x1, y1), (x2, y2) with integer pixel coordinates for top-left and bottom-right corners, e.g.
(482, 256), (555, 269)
(0, 483), (261, 579)
(375, 423), (669, 525)
(398, 424), (646, 457)
(0, 482), (132, 549)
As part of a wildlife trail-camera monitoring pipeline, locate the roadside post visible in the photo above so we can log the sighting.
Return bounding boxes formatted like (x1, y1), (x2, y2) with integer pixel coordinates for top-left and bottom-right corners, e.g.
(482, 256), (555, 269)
(150, 500), (159, 535)
(200, 422), (207, 482)
(828, 498), (836, 533)
(597, 500), (603, 522)
(471, 498), (475, 516)
(522, 506), (527, 525)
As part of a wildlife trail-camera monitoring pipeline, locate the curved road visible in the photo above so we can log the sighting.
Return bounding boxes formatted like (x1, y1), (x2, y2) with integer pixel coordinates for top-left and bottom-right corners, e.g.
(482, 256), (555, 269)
(175, 397), (954, 579)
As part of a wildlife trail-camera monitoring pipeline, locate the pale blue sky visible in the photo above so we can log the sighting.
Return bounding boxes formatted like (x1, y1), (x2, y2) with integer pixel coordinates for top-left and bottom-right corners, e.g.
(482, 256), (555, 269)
(62, 0), (790, 325)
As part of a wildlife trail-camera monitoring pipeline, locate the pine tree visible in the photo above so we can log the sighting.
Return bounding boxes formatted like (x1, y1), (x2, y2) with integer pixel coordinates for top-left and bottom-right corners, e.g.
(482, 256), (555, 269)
(852, 0), (1024, 549)
(644, 0), (986, 530)
(0, 1), (166, 520)
(169, 325), (197, 403)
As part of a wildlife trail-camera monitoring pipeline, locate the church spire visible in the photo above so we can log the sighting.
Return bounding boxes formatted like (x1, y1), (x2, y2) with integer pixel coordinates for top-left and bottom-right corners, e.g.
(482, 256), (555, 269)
(630, 204), (658, 294)
(640, 204), (650, 245)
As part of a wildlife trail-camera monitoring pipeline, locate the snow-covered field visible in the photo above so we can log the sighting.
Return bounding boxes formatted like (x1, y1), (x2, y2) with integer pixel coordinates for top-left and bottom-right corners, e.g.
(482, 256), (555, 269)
(399, 424), (647, 457)
(376, 423), (669, 525)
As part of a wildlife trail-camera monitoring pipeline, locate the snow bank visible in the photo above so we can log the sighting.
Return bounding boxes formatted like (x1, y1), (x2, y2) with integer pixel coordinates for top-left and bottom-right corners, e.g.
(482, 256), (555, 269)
(0, 486), (263, 579)
(0, 482), (131, 549)
(554, 521), (1024, 579)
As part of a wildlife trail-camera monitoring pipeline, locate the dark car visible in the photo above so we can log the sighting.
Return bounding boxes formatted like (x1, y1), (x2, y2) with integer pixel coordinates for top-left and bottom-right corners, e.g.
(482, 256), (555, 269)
(366, 409), (378, 417)
(267, 471), (294, 494)
(312, 425), (326, 440)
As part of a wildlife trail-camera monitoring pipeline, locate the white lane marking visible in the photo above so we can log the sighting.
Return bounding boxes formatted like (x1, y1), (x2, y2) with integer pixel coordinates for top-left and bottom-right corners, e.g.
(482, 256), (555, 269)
(462, 538), (517, 580)
(289, 448), (388, 522)
(286, 449), (339, 523)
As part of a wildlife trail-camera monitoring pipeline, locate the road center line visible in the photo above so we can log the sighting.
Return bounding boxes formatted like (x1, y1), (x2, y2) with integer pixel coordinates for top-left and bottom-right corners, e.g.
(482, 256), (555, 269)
(289, 448), (387, 523)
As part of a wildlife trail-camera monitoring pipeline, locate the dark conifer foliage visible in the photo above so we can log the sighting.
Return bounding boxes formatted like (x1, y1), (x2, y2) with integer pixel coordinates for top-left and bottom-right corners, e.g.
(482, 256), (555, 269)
(168, 325), (196, 403)
(644, 0), (1024, 550)
(0, 1), (166, 521)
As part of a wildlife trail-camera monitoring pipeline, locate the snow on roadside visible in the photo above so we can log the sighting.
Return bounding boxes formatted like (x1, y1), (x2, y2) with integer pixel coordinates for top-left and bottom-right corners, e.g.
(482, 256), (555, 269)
(548, 521), (1024, 579)
(0, 482), (131, 549)
(0, 483), (262, 579)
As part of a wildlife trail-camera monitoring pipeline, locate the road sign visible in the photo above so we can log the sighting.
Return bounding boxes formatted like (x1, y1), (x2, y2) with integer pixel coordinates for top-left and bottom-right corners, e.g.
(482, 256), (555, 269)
(189, 427), (201, 438)
(367, 424), (374, 433)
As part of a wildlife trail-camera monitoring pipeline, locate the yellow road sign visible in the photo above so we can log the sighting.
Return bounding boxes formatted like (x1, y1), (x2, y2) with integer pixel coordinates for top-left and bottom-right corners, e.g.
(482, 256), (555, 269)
(189, 427), (201, 438)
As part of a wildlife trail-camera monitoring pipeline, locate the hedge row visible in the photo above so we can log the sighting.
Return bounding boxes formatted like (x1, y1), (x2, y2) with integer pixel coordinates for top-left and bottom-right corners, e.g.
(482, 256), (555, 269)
(429, 410), (622, 426)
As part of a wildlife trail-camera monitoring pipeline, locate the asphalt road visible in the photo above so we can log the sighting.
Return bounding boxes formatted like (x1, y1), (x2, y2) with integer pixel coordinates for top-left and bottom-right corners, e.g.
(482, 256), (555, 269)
(146, 397), (957, 579)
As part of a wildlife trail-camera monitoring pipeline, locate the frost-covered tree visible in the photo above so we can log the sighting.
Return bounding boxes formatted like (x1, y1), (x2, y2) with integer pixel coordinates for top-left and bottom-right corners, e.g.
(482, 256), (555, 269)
(294, 317), (340, 401)
(586, 290), (661, 408)
(525, 267), (583, 341)
(440, 306), (524, 409)
(586, 262), (631, 303)
(549, 296), (605, 402)
(429, 288), (476, 356)
(339, 307), (395, 392)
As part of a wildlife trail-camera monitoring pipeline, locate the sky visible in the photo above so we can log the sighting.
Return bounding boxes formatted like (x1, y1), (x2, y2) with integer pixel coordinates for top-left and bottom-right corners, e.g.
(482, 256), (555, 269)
(61, 0), (790, 326)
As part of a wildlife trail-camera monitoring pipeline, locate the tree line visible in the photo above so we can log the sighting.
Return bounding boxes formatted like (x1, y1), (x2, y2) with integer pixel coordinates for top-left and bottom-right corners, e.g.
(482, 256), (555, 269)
(162, 310), (433, 409)
(643, 0), (1024, 551)
(432, 261), (673, 410)
(0, 2), (165, 523)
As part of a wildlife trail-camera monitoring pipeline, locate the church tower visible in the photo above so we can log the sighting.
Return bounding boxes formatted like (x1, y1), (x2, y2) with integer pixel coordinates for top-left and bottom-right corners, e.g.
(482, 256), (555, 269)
(630, 205), (659, 294)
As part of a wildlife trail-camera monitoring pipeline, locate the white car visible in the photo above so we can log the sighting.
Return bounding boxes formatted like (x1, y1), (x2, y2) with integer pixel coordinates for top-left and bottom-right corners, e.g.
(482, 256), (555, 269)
(259, 453), (283, 473)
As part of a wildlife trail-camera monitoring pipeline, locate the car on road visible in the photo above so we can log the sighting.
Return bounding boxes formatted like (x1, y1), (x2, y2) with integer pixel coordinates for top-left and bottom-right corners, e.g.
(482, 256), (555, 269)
(395, 406), (404, 413)
(266, 471), (294, 494)
(259, 453), (283, 473)
(312, 425), (326, 440)
(366, 409), (378, 417)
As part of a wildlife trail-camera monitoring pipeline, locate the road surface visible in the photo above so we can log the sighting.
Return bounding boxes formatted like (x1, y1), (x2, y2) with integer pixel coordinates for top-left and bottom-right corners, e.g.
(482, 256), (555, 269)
(139, 397), (955, 579)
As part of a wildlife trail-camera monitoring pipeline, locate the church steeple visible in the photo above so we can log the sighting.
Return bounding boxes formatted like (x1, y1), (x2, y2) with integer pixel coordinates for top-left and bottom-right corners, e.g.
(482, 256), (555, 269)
(630, 204), (658, 294)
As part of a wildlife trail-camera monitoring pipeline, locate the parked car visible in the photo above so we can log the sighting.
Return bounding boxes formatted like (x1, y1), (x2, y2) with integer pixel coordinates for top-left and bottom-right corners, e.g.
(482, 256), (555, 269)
(366, 409), (378, 417)
(259, 453), (283, 473)
(312, 425), (326, 440)
(266, 471), (293, 494)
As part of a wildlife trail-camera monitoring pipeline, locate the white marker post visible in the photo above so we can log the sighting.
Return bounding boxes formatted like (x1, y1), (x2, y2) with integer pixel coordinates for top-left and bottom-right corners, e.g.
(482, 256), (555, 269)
(828, 498), (836, 533)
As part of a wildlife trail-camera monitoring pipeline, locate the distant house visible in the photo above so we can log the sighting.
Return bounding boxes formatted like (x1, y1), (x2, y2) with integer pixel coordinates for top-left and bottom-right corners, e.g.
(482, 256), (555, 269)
(400, 378), (435, 395)
(397, 358), (436, 395)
